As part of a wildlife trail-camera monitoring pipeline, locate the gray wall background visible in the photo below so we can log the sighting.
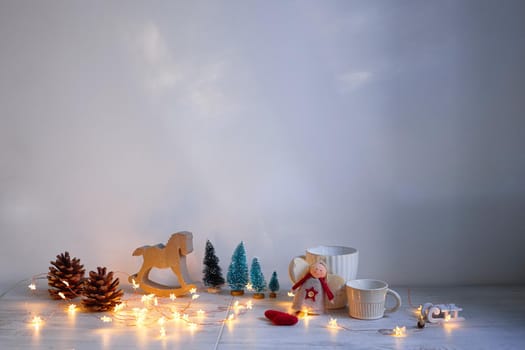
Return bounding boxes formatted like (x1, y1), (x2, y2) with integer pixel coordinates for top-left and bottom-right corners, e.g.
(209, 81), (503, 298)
(1, 0), (524, 287)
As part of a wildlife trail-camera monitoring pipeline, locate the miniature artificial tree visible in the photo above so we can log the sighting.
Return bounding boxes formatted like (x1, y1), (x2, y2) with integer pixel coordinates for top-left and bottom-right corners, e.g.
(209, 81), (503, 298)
(202, 240), (225, 293)
(268, 270), (280, 298)
(250, 257), (266, 299)
(227, 241), (248, 296)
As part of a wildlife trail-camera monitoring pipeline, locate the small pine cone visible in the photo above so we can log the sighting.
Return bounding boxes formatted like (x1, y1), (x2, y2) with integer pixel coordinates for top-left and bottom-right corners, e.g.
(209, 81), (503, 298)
(82, 267), (123, 312)
(48, 251), (85, 299)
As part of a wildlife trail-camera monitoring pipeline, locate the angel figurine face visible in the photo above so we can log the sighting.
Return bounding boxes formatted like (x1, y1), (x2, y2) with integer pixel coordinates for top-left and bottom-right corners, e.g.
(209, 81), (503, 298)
(309, 262), (327, 279)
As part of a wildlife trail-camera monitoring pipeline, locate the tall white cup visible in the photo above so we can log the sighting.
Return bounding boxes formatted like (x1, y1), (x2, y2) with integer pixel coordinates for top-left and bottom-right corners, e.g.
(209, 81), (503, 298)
(346, 279), (402, 320)
(305, 245), (359, 282)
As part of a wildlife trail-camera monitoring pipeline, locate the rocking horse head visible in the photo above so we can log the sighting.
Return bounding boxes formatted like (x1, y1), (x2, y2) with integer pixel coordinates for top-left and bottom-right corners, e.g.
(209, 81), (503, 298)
(167, 231), (193, 256)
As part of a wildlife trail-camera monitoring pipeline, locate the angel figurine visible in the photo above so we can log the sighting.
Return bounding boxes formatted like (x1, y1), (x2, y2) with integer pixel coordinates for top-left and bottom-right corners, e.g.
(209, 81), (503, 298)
(291, 261), (334, 314)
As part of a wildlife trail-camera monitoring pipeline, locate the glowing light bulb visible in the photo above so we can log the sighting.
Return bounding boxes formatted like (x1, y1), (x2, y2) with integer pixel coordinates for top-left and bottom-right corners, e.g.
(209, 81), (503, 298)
(141, 293), (156, 306)
(287, 291), (295, 297)
(100, 316), (112, 323)
(189, 288), (197, 294)
(414, 304), (422, 317)
(170, 293), (177, 301)
(188, 322), (197, 331)
(182, 314), (189, 322)
(328, 318), (339, 329)
(233, 300), (242, 314)
(31, 316), (43, 329)
(131, 279), (140, 290)
(246, 283), (253, 291)
(246, 301), (253, 310)
(143, 294), (155, 302)
(444, 314), (451, 322)
(301, 307), (309, 317)
(28, 283), (36, 291)
(158, 316), (166, 326)
(114, 303), (125, 313)
(197, 309), (205, 317)
(154, 297), (158, 306)
(160, 326), (166, 338)
(192, 294), (200, 300)
(68, 304), (77, 314)
(133, 308), (147, 326)
(393, 326), (406, 337)
(227, 314), (235, 322)
(173, 311), (181, 320)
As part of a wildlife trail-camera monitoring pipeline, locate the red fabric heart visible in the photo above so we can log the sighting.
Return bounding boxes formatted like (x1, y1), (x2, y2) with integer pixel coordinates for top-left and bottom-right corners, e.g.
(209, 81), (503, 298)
(264, 309), (298, 326)
(264, 310), (280, 319)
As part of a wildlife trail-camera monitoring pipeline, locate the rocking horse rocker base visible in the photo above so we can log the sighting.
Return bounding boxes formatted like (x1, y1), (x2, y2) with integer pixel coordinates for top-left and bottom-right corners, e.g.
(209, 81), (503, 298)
(128, 271), (196, 297)
(129, 231), (197, 297)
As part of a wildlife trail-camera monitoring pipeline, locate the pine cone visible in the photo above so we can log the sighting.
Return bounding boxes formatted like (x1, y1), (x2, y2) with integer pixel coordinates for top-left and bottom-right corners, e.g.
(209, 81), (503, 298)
(48, 251), (85, 299)
(82, 267), (123, 312)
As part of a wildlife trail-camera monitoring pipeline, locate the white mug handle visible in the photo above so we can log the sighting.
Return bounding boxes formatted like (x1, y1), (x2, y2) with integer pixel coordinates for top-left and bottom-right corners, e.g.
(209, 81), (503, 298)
(385, 288), (402, 313)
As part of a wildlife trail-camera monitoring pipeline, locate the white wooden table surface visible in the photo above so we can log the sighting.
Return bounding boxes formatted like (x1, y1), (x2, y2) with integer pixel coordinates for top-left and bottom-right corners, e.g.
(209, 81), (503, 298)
(1, 282), (524, 349)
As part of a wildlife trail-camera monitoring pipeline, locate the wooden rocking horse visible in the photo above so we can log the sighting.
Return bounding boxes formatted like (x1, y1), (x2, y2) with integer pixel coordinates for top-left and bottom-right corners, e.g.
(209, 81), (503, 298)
(129, 231), (197, 297)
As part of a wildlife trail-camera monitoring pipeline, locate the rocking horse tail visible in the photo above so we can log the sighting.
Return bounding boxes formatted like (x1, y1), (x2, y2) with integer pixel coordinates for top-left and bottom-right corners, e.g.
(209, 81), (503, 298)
(132, 247), (145, 256)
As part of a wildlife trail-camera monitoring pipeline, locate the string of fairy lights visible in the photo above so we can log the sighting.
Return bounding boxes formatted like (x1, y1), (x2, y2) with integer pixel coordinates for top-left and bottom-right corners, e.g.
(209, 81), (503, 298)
(20, 272), (257, 341)
(1, 273), (464, 343)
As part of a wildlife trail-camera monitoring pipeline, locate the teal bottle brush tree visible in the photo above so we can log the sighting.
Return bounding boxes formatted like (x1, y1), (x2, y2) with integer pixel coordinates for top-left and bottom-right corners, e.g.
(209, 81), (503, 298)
(250, 257), (266, 299)
(268, 271), (280, 298)
(227, 241), (248, 296)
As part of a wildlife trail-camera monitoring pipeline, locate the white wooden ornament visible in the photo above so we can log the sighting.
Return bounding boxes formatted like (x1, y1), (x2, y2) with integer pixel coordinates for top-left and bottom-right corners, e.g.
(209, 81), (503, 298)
(422, 303), (464, 323)
(129, 231), (197, 297)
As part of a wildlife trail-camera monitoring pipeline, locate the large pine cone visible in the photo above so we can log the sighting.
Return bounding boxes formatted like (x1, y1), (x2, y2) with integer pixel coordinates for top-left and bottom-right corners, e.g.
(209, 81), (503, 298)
(48, 251), (85, 299)
(82, 267), (123, 312)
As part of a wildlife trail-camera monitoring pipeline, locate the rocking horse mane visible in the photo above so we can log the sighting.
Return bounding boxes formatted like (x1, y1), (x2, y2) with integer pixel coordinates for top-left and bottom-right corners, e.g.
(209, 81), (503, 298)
(132, 232), (193, 256)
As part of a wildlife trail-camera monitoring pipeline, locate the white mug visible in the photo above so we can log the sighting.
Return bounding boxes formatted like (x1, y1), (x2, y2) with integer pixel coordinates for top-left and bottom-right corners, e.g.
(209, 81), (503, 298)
(305, 245), (358, 282)
(346, 279), (401, 320)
